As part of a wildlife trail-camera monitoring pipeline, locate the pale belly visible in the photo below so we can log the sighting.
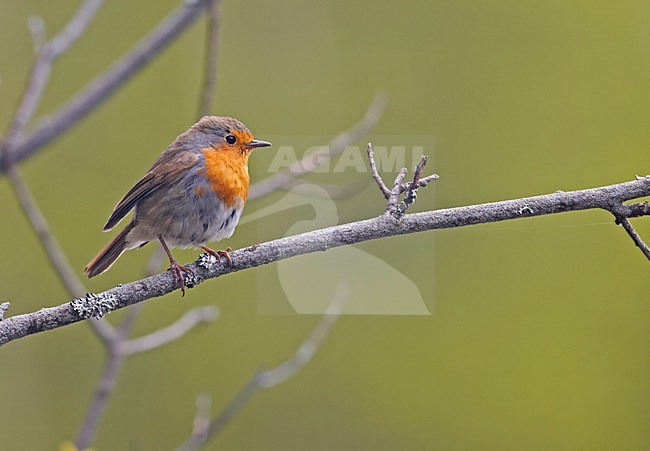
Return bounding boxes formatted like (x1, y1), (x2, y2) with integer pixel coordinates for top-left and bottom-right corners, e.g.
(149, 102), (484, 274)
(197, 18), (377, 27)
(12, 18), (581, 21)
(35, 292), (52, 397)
(125, 175), (244, 249)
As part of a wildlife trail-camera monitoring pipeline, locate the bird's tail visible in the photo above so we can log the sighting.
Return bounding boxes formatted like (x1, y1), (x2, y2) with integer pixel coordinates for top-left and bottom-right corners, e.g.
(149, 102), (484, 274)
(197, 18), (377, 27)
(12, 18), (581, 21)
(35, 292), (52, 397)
(85, 221), (135, 278)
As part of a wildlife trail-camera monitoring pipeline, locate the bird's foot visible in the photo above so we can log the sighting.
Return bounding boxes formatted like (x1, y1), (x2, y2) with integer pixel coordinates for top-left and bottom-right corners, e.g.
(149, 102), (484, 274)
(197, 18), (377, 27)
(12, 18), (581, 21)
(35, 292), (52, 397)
(168, 260), (195, 297)
(199, 246), (233, 267)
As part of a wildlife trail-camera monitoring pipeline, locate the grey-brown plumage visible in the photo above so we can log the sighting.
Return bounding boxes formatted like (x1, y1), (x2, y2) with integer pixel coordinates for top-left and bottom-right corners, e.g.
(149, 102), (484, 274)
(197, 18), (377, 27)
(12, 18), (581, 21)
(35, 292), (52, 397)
(85, 116), (271, 293)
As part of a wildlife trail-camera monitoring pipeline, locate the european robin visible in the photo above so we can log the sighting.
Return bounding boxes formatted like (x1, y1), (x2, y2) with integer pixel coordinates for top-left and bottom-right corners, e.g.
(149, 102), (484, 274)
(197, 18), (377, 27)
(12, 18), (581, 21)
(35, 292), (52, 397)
(84, 116), (271, 294)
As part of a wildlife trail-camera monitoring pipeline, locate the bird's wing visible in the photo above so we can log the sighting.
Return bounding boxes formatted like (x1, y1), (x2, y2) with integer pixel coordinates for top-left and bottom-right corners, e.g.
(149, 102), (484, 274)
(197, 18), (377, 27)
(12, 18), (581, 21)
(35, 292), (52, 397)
(103, 150), (199, 231)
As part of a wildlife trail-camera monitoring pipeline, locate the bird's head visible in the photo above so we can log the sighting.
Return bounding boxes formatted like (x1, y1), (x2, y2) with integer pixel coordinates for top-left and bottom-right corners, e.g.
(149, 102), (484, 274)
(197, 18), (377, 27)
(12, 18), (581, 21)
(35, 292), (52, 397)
(192, 116), (271, 155)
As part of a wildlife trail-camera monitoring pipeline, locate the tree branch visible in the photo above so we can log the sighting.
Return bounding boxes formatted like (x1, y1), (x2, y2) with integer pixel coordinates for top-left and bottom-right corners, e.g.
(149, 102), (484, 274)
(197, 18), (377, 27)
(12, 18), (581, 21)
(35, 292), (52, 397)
(5, 0), (104, 148)
(614, 216), (650, 260)
(368, 145), (439, 218)
(1, 0), (209, 171)
(1, 175), (649, 347)
(122, 306), (219, 356)
(75, 344), (124, 449)
(1, 0), (111, 338)
(74, 304), (218, 449)
(366, 142), (391, 198)
(72, 6), (221, 445)
(5, 167), (87, 298)
(176, 284), (349, 450)
(198, 0), (221, 117)
(3, 164), (116, 343)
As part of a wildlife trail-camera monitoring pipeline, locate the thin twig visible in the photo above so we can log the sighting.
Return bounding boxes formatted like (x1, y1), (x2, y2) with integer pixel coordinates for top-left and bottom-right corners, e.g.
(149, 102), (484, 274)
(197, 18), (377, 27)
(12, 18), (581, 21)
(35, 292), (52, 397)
(176, 284), (349, 450)
(400, 172), (439, 191)
(123, 306), (219, 355)
(2, 176), (650, 347)
(616, 217), (650, 260)
(5, 0), (104, 148)
(399, 155), (428, 215)
(385, 167), (407, 217)
(45, 0), (104, 57)
(2, 0), (109, 341)
(75, 254), (217, 449)
(190, 394), (212, 444)
(74, 251), (155, 449)
(75, 345), (124, 450)
(112, 248), (165, 338)
(404, 156), (427, 203)
(369, 147), (438, 218)
(248, 93), (388, 200)
(27, 16), (47, 50)
(74, 306), (218, 449)
(1, 0), (210, 171)
(366, 142), (391, 198)
(5, 168), (86, 296)
(198, 0), (221, 117)
(0, 303), (10, 321)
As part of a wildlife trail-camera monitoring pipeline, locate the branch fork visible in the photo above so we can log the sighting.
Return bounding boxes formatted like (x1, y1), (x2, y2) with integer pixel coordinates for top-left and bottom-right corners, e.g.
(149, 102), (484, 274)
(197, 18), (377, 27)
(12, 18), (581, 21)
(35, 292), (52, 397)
(366, 142), (439, 218)
(610, 199), (650, 261)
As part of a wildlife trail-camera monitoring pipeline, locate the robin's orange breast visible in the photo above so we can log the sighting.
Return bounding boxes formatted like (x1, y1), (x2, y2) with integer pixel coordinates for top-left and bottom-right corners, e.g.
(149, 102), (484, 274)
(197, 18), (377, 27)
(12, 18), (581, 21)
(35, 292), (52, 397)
(200, 145), (250, 208)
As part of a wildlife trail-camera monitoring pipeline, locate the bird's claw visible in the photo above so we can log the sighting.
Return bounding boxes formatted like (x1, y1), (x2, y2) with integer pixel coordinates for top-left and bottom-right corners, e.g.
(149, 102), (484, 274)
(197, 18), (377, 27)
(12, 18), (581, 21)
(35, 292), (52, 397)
(168, 261), (195, 296)
(200, 246), (233, 268)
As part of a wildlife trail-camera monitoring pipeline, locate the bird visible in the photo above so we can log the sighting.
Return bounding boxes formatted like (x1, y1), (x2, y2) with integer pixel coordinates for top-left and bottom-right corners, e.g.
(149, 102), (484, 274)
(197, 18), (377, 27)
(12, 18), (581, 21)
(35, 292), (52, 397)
(84, 116), (271, 295)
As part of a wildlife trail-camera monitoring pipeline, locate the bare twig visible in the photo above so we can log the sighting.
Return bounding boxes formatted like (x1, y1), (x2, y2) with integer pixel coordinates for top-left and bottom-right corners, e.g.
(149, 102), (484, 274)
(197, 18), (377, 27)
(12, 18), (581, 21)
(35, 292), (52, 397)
(0, 0), (114, 342)
(1, 0), (209, 171)
(386, 167), (407, 217)
(42, 0), (104, 57)
(114, 247), (165, 334)
(5, 0), (104, 148)
(0, 303), (10, 321)
(198, 0), (221, 117)
(176, 284), (349, 451)
(190, 393), (212, 444)
(255, 286), (347, 387)
(3, 165), (116, 343)
(368, 148), (439, 218)
(615, 217), (650, 260)
(77, 247), (165, 447)
(248, 93), (388, 199)
(123, 306), (219, 355)
(403, 156), (427, 205)
(5, 168), (86, 296)
(75, 344), (124, 450)
(74, 304), (218, 449)
(75, 237), (211, 449)
(366, 142), (391, 198)
(400, 173), (439, 191)
(27, 16), (47, 50)
(2, 176), (650, 347)
(399, 155), (429, 214)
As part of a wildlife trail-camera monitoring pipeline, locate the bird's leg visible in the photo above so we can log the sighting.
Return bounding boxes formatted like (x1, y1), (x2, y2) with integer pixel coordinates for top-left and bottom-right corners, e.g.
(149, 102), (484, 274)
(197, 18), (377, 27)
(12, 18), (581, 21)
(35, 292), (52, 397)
(159, 235), (194, 296)
(199, 245), (233, 267)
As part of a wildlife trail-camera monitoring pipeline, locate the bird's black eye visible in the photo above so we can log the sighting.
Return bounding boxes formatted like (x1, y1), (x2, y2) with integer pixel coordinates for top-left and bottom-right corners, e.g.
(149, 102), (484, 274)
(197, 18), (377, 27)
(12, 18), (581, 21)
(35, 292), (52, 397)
(225, 134), (236, 145)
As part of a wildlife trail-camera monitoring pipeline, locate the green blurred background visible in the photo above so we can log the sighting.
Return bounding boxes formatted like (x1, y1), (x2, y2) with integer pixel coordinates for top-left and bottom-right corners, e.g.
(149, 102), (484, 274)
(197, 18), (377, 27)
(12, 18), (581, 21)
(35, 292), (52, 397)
(1, 0), (649, 449)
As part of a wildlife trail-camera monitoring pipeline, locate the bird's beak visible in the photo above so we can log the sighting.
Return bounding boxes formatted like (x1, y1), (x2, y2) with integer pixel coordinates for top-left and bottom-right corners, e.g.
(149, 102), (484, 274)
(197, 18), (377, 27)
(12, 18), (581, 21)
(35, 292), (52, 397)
(246, 139), (272, 149)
